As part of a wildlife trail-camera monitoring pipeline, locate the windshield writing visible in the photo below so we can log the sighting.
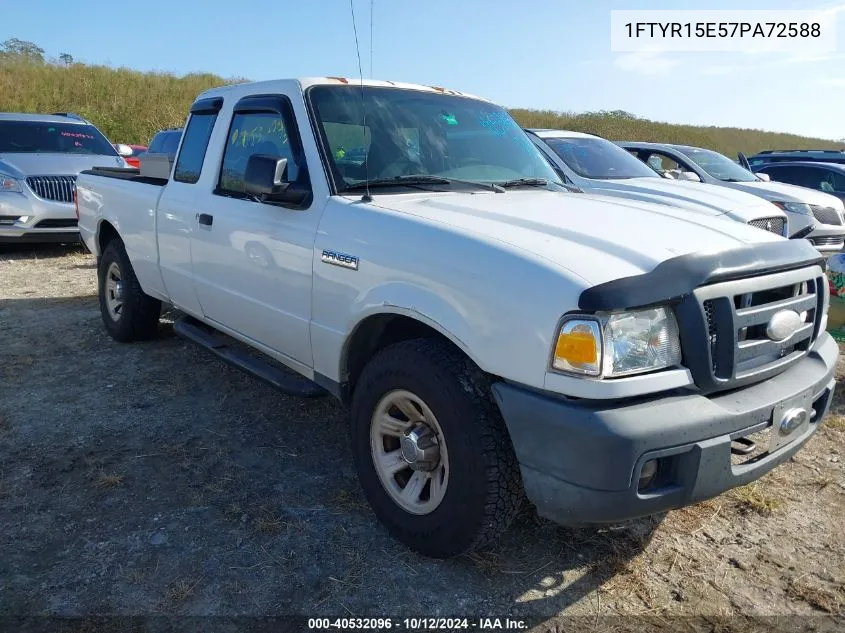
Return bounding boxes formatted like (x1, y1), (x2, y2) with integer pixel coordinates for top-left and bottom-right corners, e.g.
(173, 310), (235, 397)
(0, 122), (117, 156)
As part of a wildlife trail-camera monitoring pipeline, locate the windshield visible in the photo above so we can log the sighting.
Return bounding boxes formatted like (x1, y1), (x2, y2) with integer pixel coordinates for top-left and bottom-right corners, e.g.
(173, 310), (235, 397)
(542, 136), (659, 180)
(308, 86), (562, 191)
(0, 121), (117, 156)
(674, 146), (757, 182)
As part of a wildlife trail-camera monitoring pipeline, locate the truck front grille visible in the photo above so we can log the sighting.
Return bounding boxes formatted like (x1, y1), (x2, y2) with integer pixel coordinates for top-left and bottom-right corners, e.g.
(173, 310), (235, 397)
(25, 175), (77, 203)
(747, 216), (785, 236)
(679, 265), (825, 393)
(810, 205), (842, 225)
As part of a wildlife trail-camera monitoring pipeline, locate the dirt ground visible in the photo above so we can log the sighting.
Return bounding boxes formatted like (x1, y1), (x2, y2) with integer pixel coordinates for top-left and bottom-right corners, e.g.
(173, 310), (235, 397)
(1, 244), (844, 632)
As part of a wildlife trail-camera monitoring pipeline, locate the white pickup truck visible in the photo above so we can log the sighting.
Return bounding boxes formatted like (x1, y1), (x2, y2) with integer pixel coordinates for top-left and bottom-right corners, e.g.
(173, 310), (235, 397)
(77, 77), (838, 559)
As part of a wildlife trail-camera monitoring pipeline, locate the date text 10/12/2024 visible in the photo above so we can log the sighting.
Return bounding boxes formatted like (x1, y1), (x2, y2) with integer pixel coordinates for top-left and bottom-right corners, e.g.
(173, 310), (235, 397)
(308, 618), (528, 630)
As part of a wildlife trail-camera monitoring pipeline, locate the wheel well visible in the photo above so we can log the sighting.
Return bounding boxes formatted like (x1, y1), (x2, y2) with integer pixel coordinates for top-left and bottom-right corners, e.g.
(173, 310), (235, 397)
(97, 221), (120, 256)
(343, 314), (462, 404)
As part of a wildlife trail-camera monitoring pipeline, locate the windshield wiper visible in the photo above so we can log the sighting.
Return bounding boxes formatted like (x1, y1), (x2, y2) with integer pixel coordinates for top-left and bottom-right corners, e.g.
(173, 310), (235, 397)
(495, 178), (549, 188)
(344, 175), (504, 194)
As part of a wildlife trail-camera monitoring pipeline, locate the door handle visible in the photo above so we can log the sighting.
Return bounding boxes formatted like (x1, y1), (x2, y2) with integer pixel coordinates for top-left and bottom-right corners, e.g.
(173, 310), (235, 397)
(197, 213), (214, 227)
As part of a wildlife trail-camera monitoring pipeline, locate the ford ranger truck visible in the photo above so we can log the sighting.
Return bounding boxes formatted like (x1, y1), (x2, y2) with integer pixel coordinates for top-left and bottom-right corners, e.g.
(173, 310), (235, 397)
(76, 78), (838, 559)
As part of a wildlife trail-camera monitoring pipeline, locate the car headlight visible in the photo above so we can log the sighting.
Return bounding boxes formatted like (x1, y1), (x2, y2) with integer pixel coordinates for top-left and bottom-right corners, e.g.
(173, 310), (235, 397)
(0, 173), (22, 193)
(552, 307), (682, 378)
(772, 201), (811, 216)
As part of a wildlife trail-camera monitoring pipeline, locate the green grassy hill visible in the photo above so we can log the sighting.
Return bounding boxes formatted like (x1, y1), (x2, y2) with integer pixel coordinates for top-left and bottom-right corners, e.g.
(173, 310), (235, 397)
(1, 48), (840, 157)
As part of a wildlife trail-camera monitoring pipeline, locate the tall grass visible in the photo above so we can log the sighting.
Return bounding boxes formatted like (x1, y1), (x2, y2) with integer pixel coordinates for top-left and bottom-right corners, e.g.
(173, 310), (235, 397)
(1, 56), (840, 156)
(0, 58), (230, 144)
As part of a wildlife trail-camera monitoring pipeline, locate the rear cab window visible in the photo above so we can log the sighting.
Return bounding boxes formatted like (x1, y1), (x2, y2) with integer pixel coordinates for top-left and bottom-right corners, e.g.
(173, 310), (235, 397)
(173, 98), (223, 184)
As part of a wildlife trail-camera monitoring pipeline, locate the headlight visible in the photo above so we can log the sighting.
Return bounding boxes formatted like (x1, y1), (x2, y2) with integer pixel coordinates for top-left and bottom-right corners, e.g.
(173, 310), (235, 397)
(552, 307), (682, 378)
(0, 173), (22, 193)
(772, 201), (811, 216)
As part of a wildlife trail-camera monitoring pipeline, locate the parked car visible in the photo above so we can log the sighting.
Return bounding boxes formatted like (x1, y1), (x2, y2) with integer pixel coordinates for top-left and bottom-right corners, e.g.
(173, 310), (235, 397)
(146, 128), (182, 162)
(0, 112), (127, 243)
(77, 77), (837, 558)
(113, 144), (147, 169)
(526, 130), (789, 238)
(747, 149), (845, 168)
(620, 141), (845, 253)
(753, 162), (845, 207)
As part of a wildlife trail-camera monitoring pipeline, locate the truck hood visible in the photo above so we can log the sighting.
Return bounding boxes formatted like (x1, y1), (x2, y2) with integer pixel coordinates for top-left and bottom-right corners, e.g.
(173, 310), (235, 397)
(587, 177), (783, 221)
(0, 152), (125, 178)
(369, 190), (783, 287)
(722, 180), (845, 210)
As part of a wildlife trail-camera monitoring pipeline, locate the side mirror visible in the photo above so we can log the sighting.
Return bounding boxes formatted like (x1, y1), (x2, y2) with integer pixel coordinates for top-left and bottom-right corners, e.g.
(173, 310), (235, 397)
(678, 171), (702, 182)
(115, 143), (133, 157)
(243, 154), (311, 207)
(756, 172), (771, 182)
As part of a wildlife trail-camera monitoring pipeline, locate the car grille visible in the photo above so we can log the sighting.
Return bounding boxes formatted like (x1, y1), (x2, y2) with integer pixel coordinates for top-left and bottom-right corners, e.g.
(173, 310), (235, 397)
(0, 215), (20, 225)
(810, 235), (845, 247)
(682, 265), (824, 394)
(747, 216), (785, 236)
(25, 175), (77, 203)
(34, 219), (78, 229)
(810, 205), (843, 225)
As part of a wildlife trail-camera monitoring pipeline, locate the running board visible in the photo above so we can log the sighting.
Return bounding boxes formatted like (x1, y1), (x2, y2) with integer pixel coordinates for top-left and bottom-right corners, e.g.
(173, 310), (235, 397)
(173, 316), (326, 398)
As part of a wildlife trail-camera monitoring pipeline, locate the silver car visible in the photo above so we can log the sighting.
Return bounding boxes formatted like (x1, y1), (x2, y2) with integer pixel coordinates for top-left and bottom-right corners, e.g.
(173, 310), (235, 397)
(0, 113), (126, 243)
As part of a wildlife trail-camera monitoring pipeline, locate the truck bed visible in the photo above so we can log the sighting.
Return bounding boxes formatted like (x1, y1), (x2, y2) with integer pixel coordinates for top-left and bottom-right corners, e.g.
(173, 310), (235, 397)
(80, 167), (168, 187)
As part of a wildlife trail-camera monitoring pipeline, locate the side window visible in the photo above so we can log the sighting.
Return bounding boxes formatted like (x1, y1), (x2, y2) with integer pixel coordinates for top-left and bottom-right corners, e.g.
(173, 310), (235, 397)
(783, 166), (819, 188)
(644, 152), (682, 173)
(218, 111), (299, 194)
(818, 169), (845, 193)
(174, 117), (216, 183)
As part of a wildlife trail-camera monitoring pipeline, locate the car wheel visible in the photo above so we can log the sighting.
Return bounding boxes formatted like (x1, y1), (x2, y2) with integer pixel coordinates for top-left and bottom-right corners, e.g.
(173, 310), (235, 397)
(350, 339), (523, 558)
(98, 239), (161, 342)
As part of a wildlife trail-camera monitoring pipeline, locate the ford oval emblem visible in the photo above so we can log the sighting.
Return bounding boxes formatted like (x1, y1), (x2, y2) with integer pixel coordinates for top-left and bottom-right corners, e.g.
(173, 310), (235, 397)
(766, 309), (802, 342)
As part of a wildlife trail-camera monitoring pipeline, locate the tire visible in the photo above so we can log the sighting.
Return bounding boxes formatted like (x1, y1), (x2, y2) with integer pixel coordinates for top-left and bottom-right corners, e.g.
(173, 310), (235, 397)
(98, 238), (161, 342)
(350, 339), (523, 558)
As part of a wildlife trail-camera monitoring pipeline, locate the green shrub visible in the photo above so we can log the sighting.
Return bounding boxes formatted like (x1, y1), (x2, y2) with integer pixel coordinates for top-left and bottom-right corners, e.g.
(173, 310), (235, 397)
(1, 50), (839, 156)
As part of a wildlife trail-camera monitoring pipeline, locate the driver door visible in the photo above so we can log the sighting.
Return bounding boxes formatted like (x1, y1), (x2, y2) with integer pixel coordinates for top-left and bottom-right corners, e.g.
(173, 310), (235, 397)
(189, 94), (320, 369)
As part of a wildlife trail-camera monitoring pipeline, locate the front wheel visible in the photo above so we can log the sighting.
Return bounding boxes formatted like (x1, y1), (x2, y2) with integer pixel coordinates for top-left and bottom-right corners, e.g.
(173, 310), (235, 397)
(350, 339), (523, 558)
(98, 239), (161, 342)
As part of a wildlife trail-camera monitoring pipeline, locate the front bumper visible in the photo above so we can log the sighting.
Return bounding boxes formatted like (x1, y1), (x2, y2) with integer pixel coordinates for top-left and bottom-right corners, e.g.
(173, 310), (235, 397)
(492, 332), (838, 525)
(806, 222), (845, 253)
(0, 192), (79, 244)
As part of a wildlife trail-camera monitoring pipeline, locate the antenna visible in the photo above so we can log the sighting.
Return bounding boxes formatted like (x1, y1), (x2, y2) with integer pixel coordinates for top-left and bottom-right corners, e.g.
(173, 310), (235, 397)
(349, 0), (372, 202)
(369, 0), (374, 78)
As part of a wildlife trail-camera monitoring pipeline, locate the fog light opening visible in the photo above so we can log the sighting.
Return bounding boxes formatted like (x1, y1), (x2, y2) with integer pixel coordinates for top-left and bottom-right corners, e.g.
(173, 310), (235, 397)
(638, 459), (659, 491)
